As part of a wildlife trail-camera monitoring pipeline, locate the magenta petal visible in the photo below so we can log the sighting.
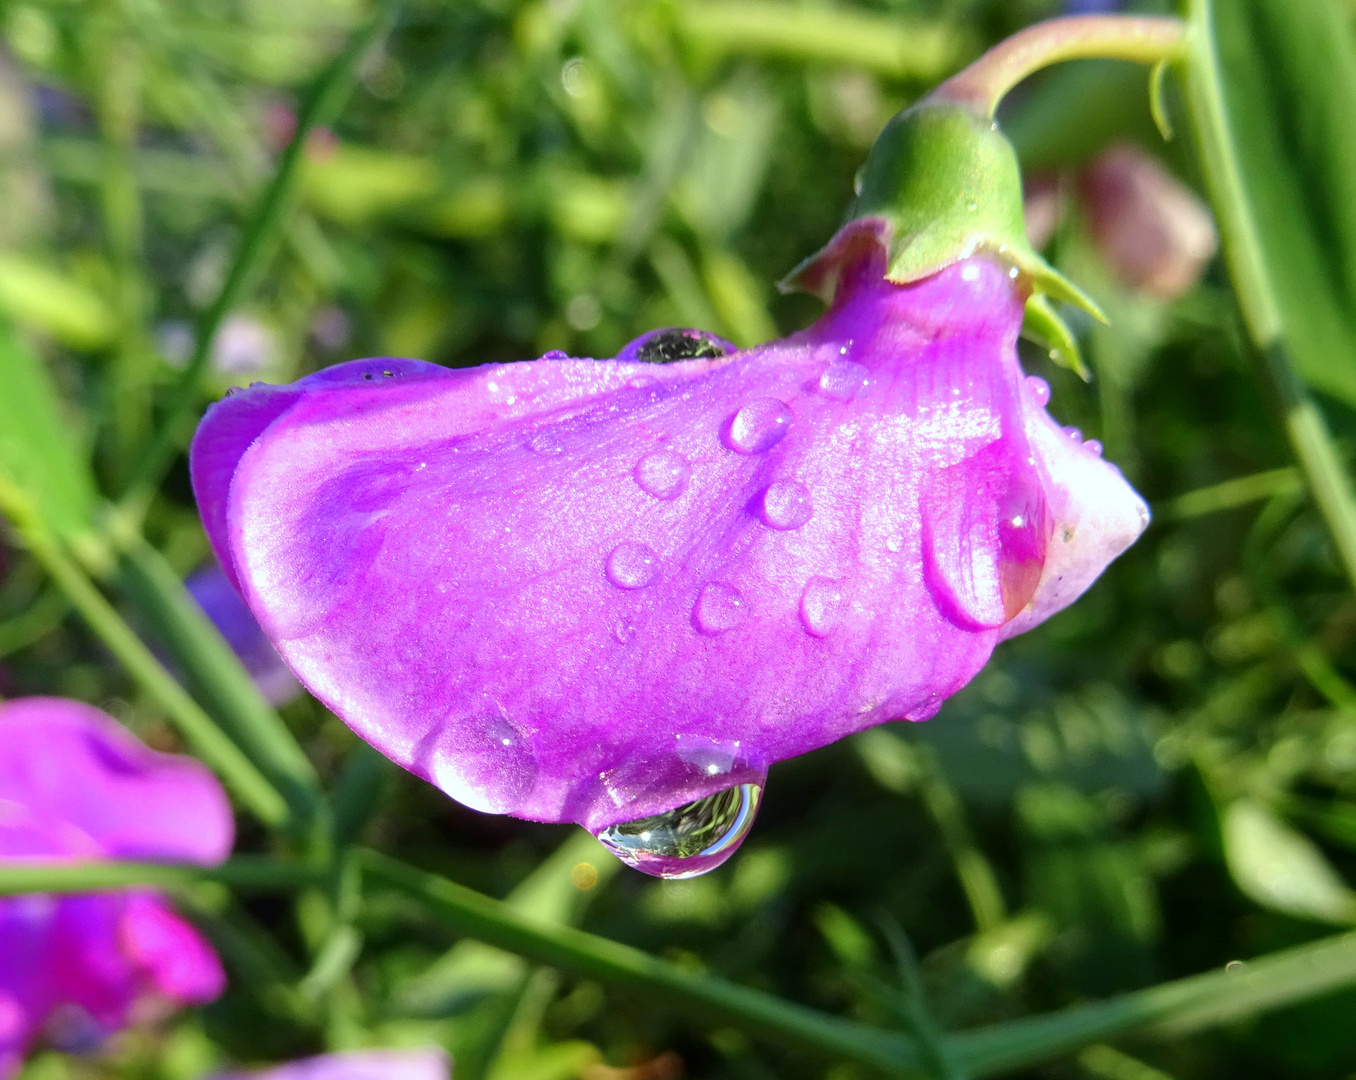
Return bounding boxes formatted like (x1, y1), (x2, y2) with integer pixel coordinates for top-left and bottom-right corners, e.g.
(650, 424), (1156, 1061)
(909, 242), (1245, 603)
(118, 892), (225, 1005)
(196, 254), (1147, 829)
(212, 1048), (450, 1080)
(0, 699), (234, 865)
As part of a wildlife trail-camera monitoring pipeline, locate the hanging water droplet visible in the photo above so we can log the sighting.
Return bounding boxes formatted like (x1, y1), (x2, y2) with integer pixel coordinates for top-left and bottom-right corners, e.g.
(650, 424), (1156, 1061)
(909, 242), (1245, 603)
(1084, 439), (1104, 457)
(1063, 425), (1082, 443)
(606, 541), (659, 589)
(694, 581), (746, 634)
(1025, 375), (1051, 408)
(724, 398), (792, 454)
(634, 449), (691, 499)
(799, 576), (844, 637)
(759, 479), (813, 530)
(818, 358), (868, 401)
(529, 429), (564, 455)
(592, 781), (763, 878)
(428, 716), (537, 814)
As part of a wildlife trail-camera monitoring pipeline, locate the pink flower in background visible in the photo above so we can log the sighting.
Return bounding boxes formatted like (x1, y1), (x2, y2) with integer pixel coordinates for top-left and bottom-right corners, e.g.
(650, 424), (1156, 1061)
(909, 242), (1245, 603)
(191, 229), (1147, 877)
(0, 698), (233, 1076)
(213, 1047), (450, 1080)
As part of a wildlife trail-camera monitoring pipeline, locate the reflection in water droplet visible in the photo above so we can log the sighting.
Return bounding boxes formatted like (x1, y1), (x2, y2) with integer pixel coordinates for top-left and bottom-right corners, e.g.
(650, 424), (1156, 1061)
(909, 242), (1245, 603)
(1025, 376), (1051, 408)
(634, 449), (691, 499)
(694, 581), (746, 634)
(529, 429), (564, 455)
(540, 349), (569, 360)
(800, 576), (844, 637)
(759, 480), (813, 530)
(1084, 439), (1103, 457)
(1063, 425), (1082, 443)
(886, 534), (903, 553)
(724, 398), (791, 454)
(429, 716), (537, 814)
(592, 782), (763, 878)
(606, 541), (658, 589)
(819, 359), (868, 401)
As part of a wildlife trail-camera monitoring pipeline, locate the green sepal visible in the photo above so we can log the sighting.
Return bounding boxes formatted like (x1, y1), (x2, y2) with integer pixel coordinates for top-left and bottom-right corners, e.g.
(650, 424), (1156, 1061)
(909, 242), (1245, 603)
(1021, 293), (1090, 380)
(784, 101), (1104, 326)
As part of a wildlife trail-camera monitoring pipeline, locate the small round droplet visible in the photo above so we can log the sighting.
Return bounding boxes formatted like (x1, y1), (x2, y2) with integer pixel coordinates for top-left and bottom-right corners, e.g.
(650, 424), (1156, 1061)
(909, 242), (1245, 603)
(1025, 376), (1051, 407)
(759, 480), (813, 530)
(592, 781), (763, 879)
(634, 449), (691, 500)
(529, 429), (564, 455)
(818, 359), (869, 401)
(694, 582), (746, 635)
(606, 541), (658, 589)
(1084, 438), (1104, 457)
(799, 576), (844, 637)
(885, 534), (903, 553)
(724, 398), (791, 454)
(540, 349), (569, 360)
(612, 619), (636, 644)
(429, 716), (537, 814)
(1063, 425), (1082, 443)
(621, 327), (733, 364)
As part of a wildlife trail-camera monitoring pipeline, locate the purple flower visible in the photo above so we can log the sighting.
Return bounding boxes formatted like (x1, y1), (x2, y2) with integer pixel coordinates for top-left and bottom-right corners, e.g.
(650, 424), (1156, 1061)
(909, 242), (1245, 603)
(213, 1047), (450, 1080)
(190, 235), (1146, 875)
(186, 564), (303, 707)
(0, 698), (232, 1076)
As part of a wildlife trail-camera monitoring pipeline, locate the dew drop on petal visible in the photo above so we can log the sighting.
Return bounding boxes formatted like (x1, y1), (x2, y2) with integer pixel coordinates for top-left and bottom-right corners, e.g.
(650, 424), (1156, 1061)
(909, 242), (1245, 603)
(818, 359), (868, 401)
(1063, 425), (1082, 443)
(592, 781), (763, 878)
(1084, 439), (1104, 457)
(612, 619), (636, 644)
(1025, 376), (1051, 408)
(634, 449), (691, 499)
(694, 581), (746, 634)
(529, 429), (564, 455)
(540, 349), (569, 360)
(606, 541), (659, 589)
(724, 397), (792, 454)
(759, 479), (813, 530)
(428, 716), (537, 814)
(799, 576), (844, 637)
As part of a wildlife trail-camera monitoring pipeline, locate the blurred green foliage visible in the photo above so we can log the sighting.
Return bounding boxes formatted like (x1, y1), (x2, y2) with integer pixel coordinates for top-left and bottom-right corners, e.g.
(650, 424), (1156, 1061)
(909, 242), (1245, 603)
(4, 0), (1356, 1078)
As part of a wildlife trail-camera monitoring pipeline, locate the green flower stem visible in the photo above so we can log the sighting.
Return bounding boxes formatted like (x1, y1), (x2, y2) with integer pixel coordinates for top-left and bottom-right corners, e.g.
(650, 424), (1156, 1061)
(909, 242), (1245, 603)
(1177, 0), (1356, 594)
(0, 856), (321, 894)
(0, 484), (288, 826)
(118, 0), (402, 501)
(359, 850), (926, 1076)
(950, 928), (1356, 1074)
(935, 15), (1185, 119)
(115, 536), (325, 835)
(1161, 466), (1301, 520)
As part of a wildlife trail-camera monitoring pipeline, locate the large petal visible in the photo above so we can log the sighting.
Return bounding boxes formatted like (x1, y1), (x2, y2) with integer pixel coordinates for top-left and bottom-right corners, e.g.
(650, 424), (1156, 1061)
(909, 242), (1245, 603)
(208, 254), (1109, 829)
(0, 699), (233, 865)
(212, 1049), (450, 1080)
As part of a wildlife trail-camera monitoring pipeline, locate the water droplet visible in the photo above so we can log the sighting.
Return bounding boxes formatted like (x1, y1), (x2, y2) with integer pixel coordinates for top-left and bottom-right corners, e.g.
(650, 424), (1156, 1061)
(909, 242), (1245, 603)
(541, 349), (569, 360)
(1084, 439), (1104, 457)
(818, 359), (868, 401)
(1008, 266), (1020, 279)
(529, 429), (564, 455)
(724, 397), (791, 454)
(799, 576), (844, 637)
(622, 327), (733, 364)
(961, 263), (980, 281)
(612, 619), (636, 644)
(1026, 376), (1051, 407)
(886, 534), (903, 553)
(592, 781), (763, 878)
(428, 716), (537, 814)
(694, 581), (746, 634)
(606, 541), (659, 589)
(759, 480), (813, 530)
(1063, 425), (1082, 443)
(634, 449), (691, 500)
